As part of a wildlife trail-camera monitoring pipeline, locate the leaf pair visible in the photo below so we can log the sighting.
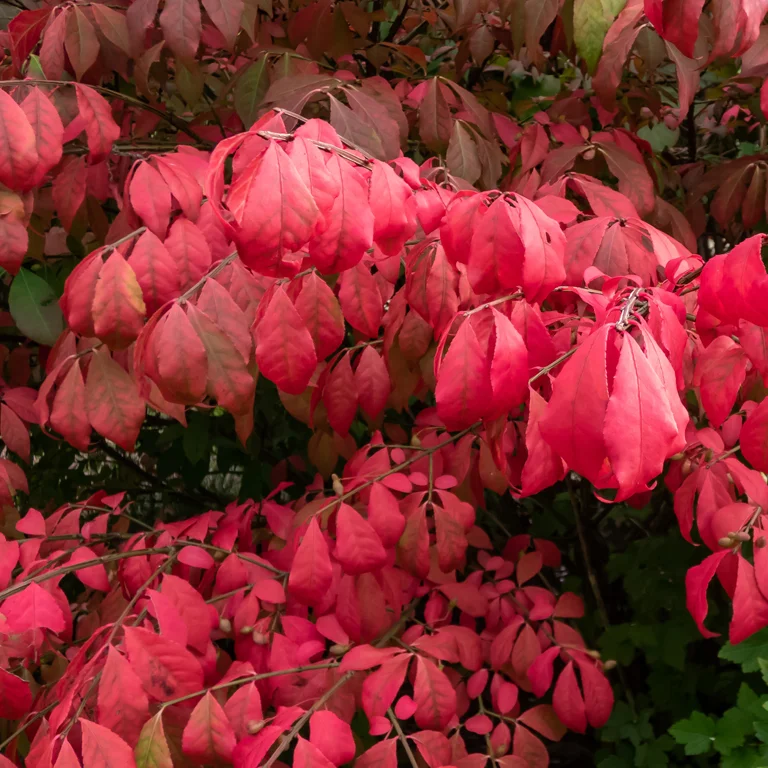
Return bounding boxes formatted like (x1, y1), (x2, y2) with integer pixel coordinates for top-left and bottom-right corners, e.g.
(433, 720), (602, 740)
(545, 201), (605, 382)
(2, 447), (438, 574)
(540, 317), (688, 501)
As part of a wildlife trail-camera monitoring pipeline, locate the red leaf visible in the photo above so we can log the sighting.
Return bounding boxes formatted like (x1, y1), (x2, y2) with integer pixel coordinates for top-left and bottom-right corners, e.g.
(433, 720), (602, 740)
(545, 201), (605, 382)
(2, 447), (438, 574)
(488, 309), (528, 420)
(552, 661), (587, 734)
(294, 736), (336, 768)
(225, 140), (319, 274)
(76, 85), (120, 163)
(369, 160), (416, 256)
(123, 625), (204, 701)
(518, 704), (567, 741)
(164, 218), (212, 293)
(182, 691), (237, 764)
(288, 517), (333, 606)
(338, 263), (383, 338)
(467, 196), (524, 295)
(604, 333), (684, 500)
(540, 325), (611, 487)
(685, 550), (729, 638)
(97, 646), (150, 747)
(2, 581), (65, 634)
(196, 279), (252, 363)
(361, 654), (410, 718)
(224, 682), (263, 741)
(53, 155), (87, 232)
(0, 667), (32, 720)
(20, 88), (64, 185)
(64, 6), (99, 80)
(8, 9), (51, 73)
(335, 503), (388, 575)
(435, 319), (493, 430)
(53, 739), (80, 768)
(324, 354), (358, 436)
(130, 162), (171, 238)
(50, 362), (90, 451)
(309, 153), (374, 273)
(740, 397), (768, 472)
(0, 89), (38, 192)
(255, 288), (317, 395)
(294, 272), (345, 361)
(367, 482), (405, 547)
(85, 348), (145, 451)
(92, 251), (146, 350)
(730, 555), (768, 644)
(81, 719), (137, 768)
(355, 740), (397, 768)
(512, 724), (549, 768)
(201, 0), (244, 49)
(69, 546), (110, 591)
(159, 0), (201, 59)
(397, 504), (430, 578)
(355, 346), (390, 419)
(186, 304), (256, 439)
(1, 402), (29, 462)
(309, 710), (356, 766)
(695, 336), (748, 428)
(127, 230), (179, 314)
(159, 573), (213, 653)
(576, 659), (614, 728)
(413, 656), (457, 730)
(644, 0), (704, 58)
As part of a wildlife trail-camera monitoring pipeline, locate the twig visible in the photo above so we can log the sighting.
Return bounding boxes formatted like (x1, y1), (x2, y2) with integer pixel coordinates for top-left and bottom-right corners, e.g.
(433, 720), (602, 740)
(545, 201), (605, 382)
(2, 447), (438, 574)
(59, 551), (178, 740)
(528, 347), (577, 384)
(388, 708), (419, 768)
(0, 80), (209, 145)
(262, 600), (419, 768)
(178, 252), (237, 302)
(160, 662), (340, 709)
(0, 548), (172, 601)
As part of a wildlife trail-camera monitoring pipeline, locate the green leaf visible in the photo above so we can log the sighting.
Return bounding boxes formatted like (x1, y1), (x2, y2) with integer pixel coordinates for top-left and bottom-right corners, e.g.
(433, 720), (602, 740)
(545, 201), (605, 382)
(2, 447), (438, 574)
(235, 57), (270, 128)
(715, 708), (753, 754)
(9, 268), (64, 346)
(720, 630), (768, 672)
(573, 0), (626, 73)
(183, 411), (209, 466)
(669, 711), (716, 756)
(597, 758), (631, 768)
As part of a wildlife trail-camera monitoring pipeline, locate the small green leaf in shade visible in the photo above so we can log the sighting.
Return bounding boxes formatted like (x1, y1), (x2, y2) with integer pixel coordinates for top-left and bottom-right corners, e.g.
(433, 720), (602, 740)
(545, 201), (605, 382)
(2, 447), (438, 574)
(669, 711), (716, 755)
(9, 268), (64, 346)
(573, 0), (626, 73)
(235, 56), (270, 128)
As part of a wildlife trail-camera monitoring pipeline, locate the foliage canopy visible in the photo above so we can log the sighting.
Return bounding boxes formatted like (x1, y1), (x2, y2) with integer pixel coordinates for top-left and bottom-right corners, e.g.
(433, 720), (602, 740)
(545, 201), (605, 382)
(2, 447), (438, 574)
(2, 0), (768, 765)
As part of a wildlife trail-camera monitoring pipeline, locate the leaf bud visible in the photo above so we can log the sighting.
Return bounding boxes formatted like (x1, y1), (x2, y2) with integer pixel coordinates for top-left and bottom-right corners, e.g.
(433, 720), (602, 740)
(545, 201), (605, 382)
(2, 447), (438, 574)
(583, 147), (596, 161)
(330, 643), (349, 656)
(603, 660), (617, 670)
(757, 536), (767, 548)
(247, 720), (265, 735)
(332, 474), (344, 496)
(218, 617), (232, 634)
(410, 434), (421, 447)
(735, 531), (751, 542)
(718, 536), (734, 548)
(240, 625), (253, 635)
(252, 630), (269, 645)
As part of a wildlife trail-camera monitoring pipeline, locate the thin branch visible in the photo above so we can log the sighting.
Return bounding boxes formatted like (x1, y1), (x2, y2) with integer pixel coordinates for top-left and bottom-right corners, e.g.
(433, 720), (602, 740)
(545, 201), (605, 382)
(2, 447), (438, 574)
(0, 548), (172, 601)
(178, 252), (237, 302)
(0, 80), (209, 145)
(388, 708), (419, 768)
(528, 347), (577, 384)
(161, 662), (340, 709)
(262, 600), (420, 768)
